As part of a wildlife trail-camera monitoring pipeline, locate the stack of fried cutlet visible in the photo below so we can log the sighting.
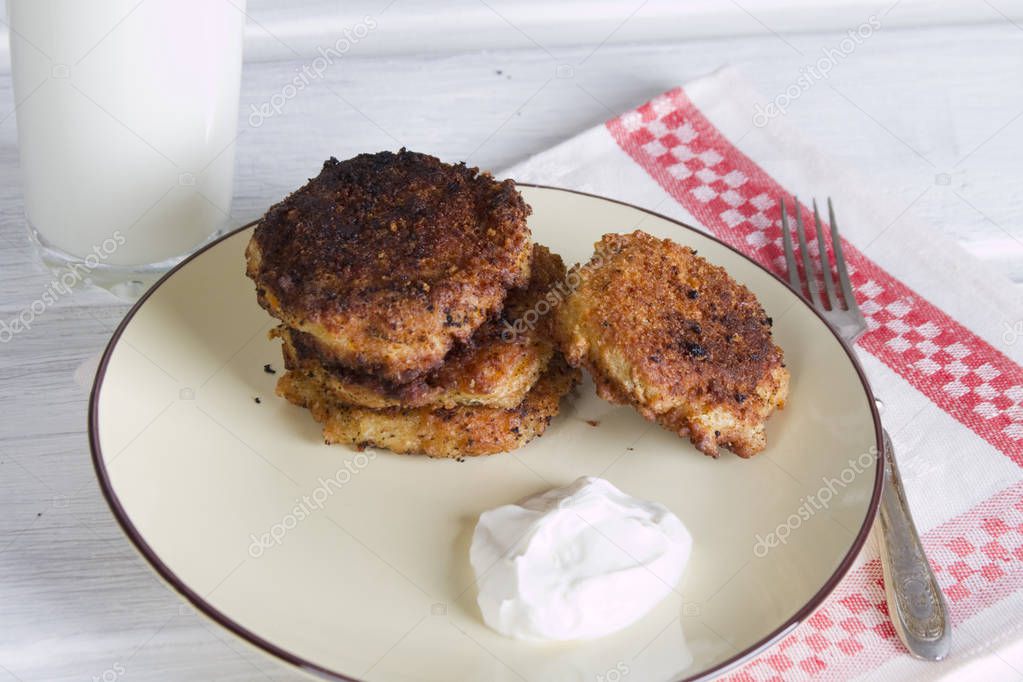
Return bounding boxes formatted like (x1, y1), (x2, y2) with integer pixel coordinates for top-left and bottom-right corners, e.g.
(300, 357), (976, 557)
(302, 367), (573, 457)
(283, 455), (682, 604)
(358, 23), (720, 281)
(245, 150), (579, 458)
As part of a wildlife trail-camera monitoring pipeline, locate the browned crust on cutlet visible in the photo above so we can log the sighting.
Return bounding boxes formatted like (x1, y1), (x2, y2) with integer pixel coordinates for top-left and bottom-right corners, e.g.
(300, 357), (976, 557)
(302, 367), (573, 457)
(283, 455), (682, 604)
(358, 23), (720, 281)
(552, 230), (789, 458)
(274, 245), (565, 409)
(650, 364), (789, 458)
(246, 149), (532, 383)
(276, 355), (580, 458)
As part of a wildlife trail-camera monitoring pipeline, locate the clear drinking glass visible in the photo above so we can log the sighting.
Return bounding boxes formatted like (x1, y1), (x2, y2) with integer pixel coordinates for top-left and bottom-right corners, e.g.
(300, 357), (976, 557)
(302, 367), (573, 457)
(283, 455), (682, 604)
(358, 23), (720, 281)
(7, 0), (246, 299)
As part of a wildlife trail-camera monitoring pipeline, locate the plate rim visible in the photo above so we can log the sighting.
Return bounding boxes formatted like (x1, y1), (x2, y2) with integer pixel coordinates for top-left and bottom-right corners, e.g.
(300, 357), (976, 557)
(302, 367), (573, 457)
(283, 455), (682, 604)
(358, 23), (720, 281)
(88, 183), (885, 682)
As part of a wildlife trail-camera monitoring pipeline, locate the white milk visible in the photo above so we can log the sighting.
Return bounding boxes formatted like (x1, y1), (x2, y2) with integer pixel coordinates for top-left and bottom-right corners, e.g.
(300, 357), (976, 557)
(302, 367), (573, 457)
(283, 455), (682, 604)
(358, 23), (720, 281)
(8, 0), (245, 271)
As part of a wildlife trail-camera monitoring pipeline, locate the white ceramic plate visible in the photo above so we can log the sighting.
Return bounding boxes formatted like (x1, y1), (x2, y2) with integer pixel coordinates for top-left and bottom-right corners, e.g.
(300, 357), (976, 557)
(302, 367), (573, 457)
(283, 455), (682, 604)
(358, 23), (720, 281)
(90, 185), (882, 681)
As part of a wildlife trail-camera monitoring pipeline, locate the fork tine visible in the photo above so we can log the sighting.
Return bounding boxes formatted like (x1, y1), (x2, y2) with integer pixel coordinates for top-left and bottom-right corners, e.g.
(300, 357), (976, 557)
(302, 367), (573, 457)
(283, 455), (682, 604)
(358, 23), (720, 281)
(794, 197), (823, 309)
(780, 199), (801, 291)
(828, 198), (864, 326)
(813, 198), (839, 310)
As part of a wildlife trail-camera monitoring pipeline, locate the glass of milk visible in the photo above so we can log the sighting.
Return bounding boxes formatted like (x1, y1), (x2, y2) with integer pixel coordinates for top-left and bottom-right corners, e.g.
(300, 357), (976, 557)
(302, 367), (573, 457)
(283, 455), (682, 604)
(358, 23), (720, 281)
(7, 0), (246, 299)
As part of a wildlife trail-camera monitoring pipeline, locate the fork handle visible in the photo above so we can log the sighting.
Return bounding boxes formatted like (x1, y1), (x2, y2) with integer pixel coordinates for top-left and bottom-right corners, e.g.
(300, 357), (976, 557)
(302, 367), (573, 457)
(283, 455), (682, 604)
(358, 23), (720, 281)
(876, 429), (951, 660)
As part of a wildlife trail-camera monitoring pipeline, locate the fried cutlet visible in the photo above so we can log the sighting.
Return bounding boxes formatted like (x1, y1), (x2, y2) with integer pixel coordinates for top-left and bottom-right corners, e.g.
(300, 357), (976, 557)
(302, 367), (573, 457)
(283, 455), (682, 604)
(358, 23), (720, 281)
(275, 245), (566, 409)
(276, 355), (580, 458)
(553, 230), (789, 458)
(245, 150), (533, 383)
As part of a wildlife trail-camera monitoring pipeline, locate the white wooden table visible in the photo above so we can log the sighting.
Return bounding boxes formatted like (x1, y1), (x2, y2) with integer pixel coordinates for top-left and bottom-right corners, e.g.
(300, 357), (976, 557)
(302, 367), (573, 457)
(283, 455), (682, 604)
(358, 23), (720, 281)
(1, 8), (1022, 681)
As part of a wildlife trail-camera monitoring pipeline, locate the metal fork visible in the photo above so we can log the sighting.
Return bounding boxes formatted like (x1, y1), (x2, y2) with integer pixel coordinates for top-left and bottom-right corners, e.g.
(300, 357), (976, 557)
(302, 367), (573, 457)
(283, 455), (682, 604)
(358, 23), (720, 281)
(780, 197), (951, 661)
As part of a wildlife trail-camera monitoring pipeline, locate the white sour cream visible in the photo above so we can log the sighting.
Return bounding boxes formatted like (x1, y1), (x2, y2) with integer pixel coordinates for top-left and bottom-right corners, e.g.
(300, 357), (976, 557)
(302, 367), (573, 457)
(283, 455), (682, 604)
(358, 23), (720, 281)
(469, 476), (692, 641)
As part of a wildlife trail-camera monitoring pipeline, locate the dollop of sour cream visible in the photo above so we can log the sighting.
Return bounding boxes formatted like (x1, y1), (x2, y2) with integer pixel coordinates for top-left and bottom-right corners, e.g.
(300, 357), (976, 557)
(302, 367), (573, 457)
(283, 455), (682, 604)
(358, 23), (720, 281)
(470, 476), (692, 641)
